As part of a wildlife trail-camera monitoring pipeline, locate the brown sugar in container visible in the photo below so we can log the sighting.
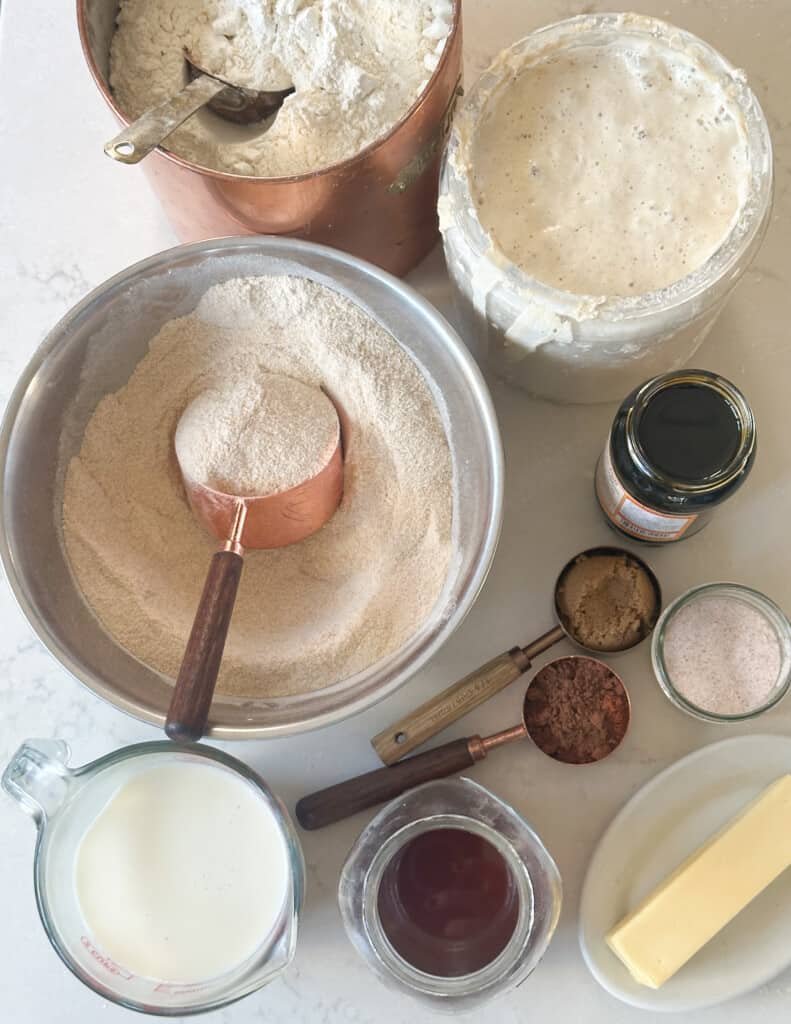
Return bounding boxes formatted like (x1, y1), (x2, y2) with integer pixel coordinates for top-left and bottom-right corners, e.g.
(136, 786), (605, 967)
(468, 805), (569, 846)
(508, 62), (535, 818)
(77, 0), (463, 277)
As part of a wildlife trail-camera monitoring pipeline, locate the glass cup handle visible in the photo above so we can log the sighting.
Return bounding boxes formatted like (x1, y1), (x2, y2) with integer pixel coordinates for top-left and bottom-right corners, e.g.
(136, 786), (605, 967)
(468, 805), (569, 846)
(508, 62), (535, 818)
(2, 739), (72, 824)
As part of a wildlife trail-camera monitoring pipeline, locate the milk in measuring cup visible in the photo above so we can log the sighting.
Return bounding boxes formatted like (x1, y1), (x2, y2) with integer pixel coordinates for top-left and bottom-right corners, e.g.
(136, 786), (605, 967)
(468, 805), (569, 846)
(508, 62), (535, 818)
(74, 760), (290, 983)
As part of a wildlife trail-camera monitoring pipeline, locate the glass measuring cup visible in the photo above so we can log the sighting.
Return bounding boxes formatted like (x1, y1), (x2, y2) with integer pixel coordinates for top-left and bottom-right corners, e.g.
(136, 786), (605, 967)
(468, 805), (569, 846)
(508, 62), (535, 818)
(338, 778), (561, 1011)
(3, 739), (304, 1016)
(374, 545), (659, 762)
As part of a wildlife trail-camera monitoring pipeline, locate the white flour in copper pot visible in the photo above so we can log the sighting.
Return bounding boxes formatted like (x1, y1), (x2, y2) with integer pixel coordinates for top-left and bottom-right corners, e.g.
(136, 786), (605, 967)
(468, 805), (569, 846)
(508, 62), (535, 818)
(62, 275), (453, 698)
(109, 0), (453, 176)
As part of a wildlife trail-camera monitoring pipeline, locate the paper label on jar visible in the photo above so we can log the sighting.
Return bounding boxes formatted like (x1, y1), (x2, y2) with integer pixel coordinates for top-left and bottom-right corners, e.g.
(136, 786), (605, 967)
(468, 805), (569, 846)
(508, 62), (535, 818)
(595, 444), (697, 542)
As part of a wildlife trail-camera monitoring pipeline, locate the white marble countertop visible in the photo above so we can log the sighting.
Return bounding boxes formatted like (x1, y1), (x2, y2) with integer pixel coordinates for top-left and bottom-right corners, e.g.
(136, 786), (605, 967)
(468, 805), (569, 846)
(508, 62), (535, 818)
(2, 0), (791, 1021)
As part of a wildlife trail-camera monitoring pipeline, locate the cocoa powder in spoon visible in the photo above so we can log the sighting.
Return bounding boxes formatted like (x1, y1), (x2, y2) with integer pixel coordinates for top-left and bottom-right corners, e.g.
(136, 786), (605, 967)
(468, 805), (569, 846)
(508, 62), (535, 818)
(523, 656), (630, 765)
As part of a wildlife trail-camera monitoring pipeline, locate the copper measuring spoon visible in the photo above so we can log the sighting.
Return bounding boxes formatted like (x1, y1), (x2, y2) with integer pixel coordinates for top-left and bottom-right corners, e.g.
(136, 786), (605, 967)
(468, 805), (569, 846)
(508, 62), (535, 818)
(373, 546), (659, 764)
(165, 380), (344, 743)
(297, 656), (631, 830)
(105, 50), (295, 165)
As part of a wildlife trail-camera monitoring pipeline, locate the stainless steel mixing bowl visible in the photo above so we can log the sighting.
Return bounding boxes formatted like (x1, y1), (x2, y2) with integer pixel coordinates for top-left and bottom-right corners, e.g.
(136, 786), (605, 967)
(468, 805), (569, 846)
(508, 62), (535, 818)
(0, 237), (503, 738)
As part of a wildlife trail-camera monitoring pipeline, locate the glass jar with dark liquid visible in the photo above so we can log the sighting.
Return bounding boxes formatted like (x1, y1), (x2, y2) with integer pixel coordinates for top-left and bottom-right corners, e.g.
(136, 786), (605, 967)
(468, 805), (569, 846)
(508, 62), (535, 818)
(338, 779), (561, 1010)
(596, 370), (756, 543)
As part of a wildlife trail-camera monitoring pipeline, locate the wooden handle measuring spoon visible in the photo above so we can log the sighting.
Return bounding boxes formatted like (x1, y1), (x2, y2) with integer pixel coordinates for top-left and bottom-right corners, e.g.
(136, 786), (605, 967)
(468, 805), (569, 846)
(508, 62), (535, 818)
(165, 376), (344, 742)
(299, 656), (631, 829)
(371, 628), (564, 764)
(372, 546), (660, 764)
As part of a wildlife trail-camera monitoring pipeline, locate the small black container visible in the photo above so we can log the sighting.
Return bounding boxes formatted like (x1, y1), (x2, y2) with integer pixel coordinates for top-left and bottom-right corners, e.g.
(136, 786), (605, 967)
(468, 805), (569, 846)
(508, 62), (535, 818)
(595, 369), (756, 543)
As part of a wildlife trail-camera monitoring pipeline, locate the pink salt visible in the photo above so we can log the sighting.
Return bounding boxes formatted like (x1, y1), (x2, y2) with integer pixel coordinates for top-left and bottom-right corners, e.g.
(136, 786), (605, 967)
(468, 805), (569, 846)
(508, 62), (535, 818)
(663, 594), (783, 716)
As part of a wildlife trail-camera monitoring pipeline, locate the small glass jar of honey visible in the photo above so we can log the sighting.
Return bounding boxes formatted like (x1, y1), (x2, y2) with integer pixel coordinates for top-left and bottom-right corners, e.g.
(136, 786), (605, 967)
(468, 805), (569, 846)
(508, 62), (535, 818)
(338, 778), (561, 1010)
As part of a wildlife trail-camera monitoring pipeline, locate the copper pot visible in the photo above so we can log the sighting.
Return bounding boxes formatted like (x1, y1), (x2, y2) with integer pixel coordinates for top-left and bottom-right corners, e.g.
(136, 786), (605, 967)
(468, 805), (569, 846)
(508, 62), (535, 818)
(77, 0), (463, 276)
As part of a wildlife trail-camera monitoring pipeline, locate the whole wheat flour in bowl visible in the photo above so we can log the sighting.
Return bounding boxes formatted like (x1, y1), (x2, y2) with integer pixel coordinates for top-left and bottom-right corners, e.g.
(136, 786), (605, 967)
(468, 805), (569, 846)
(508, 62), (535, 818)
(62, 274), (453, 699)
(109, 0), (454, 176)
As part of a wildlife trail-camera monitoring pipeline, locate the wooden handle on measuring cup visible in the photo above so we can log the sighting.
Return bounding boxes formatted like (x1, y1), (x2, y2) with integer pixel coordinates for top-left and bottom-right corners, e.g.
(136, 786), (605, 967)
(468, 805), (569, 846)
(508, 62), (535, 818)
(371, 650), (526, 765)
(165, 549), (243, 742)
(371, 625), (566, 764)
(295, 739), (478, 830)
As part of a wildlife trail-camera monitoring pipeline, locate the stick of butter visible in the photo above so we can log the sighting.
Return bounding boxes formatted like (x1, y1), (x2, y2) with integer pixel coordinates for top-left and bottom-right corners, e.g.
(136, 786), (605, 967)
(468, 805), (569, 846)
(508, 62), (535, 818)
(607, 774), (791, 988)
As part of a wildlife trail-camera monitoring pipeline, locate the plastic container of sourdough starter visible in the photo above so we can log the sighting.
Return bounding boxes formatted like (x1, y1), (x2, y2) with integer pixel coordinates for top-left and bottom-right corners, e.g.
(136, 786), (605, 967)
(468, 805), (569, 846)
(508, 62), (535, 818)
(3, 739), (304, 1015)
(438, 13), (773, 403)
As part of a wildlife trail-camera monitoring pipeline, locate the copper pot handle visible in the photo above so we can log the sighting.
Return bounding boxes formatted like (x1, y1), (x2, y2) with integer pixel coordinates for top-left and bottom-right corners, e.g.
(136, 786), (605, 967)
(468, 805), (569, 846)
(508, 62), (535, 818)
(387, 80), (463, 194)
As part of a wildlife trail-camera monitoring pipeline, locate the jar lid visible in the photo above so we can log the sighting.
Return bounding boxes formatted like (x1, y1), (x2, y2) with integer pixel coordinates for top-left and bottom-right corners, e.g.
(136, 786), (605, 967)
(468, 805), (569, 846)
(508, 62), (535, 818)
(625, 370), (756, 495)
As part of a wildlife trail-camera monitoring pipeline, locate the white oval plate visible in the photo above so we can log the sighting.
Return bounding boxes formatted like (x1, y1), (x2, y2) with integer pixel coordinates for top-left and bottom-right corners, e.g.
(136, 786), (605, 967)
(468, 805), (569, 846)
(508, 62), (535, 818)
(579, 734), (791, 1012)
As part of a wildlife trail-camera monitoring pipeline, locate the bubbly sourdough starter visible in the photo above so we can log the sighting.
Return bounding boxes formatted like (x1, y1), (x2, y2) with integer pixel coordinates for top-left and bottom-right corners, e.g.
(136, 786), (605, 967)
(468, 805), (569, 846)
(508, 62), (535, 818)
(75, 762), (289, 982)
(471, 38), (751, 296)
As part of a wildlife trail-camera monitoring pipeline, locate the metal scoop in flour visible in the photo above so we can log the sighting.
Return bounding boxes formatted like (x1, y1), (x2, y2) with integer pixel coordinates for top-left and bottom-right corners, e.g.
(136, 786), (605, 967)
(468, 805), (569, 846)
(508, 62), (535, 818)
(165, 375), (344, 743)
(105, 49), (294, 165)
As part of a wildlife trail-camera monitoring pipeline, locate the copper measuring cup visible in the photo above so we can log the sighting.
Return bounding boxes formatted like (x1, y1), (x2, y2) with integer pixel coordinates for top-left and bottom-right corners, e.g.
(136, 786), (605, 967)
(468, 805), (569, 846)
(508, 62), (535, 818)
(297, 655), (631, 830)
(165, 384), (344, 742)
(373, 546), (659, 764)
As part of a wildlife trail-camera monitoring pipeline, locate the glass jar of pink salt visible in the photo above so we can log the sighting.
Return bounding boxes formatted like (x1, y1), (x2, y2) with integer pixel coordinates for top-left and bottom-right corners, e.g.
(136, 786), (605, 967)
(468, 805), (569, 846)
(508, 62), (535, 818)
(652, 583), (791, 722)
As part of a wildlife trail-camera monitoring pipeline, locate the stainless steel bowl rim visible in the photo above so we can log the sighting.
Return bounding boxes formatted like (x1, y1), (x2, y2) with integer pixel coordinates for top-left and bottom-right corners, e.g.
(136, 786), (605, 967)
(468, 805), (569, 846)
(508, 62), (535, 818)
(0, 235), (504, 739)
